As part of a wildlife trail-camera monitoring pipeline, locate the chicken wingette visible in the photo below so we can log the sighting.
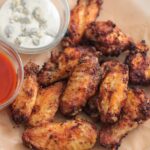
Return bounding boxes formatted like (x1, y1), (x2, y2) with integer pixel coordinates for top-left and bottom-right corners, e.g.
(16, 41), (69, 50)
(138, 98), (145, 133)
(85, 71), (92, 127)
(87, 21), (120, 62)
(38, 47), (99, 87)
(10, 62), (39, 124)
(28, 82), (64, 127)
(125, 41), (150, 85)
(85, 20), (132, 56)
(99, 88), (150, 150)
(23, 119), (97, 150)
(60, 53), (101, 116)
(97, 60), (128, 123)
(62, 0), (102, 47)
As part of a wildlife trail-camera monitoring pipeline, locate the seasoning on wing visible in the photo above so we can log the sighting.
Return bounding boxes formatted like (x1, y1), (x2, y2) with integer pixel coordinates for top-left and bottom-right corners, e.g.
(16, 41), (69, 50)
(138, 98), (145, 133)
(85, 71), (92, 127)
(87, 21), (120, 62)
(125, 41), (150, 85)
(85, 20), (132, 56)
(10, 62), (39, 124)
(99, 88), (150, 150)
(97, 60), (128, 123)
(38, 47), (100, 87)
(28, 82), (65, 127)
(23, 119), (97, 150)
(131, 40), (149, 53)
(62, 0), (102, 47)
(60, 53), (101, 116)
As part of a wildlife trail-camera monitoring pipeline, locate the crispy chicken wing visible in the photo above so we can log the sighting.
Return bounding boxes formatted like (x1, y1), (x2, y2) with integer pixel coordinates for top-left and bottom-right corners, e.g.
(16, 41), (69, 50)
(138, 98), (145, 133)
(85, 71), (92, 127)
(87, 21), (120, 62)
(10, 62), (39, 124)
(99, 88), (150, 150)
(60, 54), (101, 116)
(125, 41), (150, 85)
(38, 47), (82, 86)
(85, 21), (132, 56)
(28, 82), (64, 127)
(38, 47), (99, 87)
(62, 0), (102, 47)
(23, 119), (97, 150)
(97, 60), (128, 123)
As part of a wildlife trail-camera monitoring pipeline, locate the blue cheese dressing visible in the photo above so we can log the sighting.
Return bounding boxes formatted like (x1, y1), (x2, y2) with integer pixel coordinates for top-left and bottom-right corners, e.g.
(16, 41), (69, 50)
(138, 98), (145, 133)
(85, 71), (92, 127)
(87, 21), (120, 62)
(0, 0), (60, 49)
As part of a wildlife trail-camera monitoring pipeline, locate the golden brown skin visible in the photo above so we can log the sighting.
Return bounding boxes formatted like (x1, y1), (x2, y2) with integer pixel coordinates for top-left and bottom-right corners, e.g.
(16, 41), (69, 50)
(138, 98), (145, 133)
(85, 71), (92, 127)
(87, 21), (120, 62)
(85, 20), (132, 56)
(62, 0), (102, 47)
(97, 60), (129, 123)
(131, 40), (149, 53)
(99, 117), (138, 150)
(10, 62), (39, 124)
(38, 47), (99, 87)
(28, 82), (64, 127)
(99, 88), (150, 150)
(125, 41), (150, 85)
(23, 119), (97, 150)
(126, 53), (150, 85)
(60, 54), (101, 116)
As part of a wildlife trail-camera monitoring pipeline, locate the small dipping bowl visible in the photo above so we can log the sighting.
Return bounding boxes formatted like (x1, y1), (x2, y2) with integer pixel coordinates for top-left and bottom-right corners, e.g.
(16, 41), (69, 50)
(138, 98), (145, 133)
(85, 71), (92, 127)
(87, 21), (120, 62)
(0, 0), (70, 54)
(0, 39), (24, 110)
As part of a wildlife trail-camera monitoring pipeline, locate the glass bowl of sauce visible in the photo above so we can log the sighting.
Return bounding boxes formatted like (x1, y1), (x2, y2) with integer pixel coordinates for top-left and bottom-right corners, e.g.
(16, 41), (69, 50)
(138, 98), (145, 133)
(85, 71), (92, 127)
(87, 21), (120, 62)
(0, 0), (70, 54)
(0, 39), (23, 110)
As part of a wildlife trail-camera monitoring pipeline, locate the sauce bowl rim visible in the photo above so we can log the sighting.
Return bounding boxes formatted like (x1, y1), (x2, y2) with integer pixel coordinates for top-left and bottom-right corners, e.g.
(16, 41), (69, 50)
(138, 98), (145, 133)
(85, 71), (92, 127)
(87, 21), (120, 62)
(0, 0), (70, 54)
(0, 39), (24, 110)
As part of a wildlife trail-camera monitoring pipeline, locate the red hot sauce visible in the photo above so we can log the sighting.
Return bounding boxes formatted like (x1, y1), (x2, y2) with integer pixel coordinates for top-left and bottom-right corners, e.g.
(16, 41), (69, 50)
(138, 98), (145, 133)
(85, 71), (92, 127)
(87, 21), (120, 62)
(0, 53), (17, 104)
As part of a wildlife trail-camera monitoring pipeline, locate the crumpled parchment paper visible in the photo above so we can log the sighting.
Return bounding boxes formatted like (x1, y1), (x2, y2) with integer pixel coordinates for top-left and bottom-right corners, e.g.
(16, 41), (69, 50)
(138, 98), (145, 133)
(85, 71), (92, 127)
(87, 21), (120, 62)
(0, 0), (150, 150)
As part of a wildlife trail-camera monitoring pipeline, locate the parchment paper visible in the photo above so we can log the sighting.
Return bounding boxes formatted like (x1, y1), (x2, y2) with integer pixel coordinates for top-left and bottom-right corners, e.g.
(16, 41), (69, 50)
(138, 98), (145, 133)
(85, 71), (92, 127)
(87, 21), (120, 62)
(0, 0), (150, 150)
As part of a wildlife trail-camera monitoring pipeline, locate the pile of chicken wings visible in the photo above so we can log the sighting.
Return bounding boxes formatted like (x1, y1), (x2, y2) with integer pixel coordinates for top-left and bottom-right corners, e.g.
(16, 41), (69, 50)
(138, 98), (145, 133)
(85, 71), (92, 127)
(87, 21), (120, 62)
(10, 0), (150, 150)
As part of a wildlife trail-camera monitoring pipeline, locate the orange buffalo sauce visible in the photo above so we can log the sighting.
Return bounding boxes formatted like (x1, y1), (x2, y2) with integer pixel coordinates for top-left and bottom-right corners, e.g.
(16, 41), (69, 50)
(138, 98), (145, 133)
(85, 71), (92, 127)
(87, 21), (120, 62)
(0, 53), (17, 105)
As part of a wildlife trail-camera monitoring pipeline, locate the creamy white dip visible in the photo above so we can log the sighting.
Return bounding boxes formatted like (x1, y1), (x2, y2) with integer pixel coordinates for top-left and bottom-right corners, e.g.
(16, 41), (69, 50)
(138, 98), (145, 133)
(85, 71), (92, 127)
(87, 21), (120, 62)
(0, 0), (60, 49)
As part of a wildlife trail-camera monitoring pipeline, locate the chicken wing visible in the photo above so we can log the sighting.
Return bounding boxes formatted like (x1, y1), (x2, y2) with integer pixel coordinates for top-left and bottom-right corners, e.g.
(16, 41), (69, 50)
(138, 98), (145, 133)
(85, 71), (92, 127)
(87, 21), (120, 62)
(28, 82), (64, 127)
(38, 47), (100, 87)
(125, 41), (150, 85)
(60, 54), (101, 116)
(99, 88), (150, 150)
(97, 60), (128, 123)
(85, 21), (132, 56)
(62, 0), (102, 48)
(10, 62), (39, 124)
(23, 119), (97, 150)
